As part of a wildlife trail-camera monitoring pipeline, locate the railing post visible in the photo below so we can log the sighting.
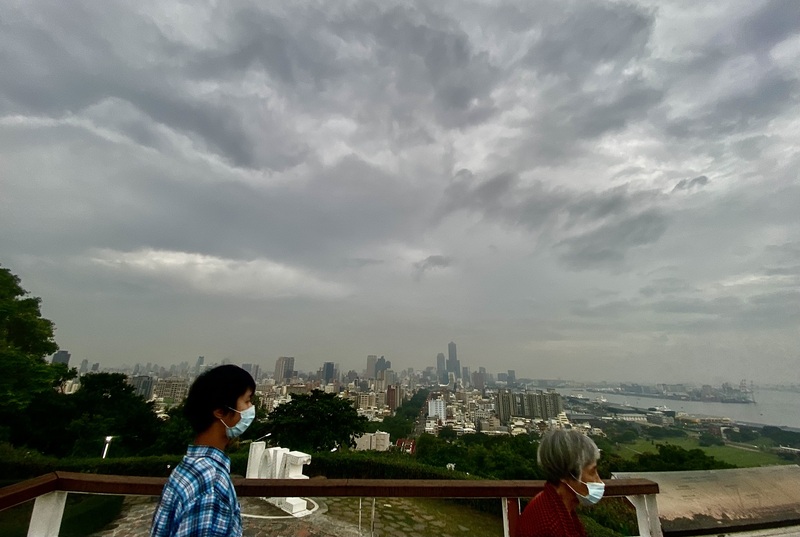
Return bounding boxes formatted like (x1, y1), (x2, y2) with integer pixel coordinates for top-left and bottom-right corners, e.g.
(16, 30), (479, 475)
(627, 493), (662, 537)
(27, 490), (67, 537)
(501, 497), (519, 537)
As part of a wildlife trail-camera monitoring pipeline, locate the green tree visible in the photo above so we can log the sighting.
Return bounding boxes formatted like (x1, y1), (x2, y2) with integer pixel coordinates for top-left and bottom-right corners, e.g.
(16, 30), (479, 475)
(0, 266), (65, 444)
(698, 432), (724, 447)
(51, 362), (78, 393)
(438, 425), (457, 441)
(146, 404), (194, 455)
(631, 444), (735, 471)
(0, 266), (59, 418)
(65, 373), (162, 457)
(264, 390), (368, 452)
(364, 414), (413, 442)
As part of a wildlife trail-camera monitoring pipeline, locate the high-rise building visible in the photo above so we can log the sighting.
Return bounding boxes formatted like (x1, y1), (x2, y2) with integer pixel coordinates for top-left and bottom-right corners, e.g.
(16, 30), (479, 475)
(507, 370), (516, 384)
(461, 366), (471, 387)
(495, 389), (515, 424)
(472, 371), (486, 390)
(194, 356), (205, 374)
(428, 398), (446, 420)
(79, 359), (89, 374)
(512, 390), (564, 421)
(241, 363), (260, 382)
(51, 350), (71, 366)
(447, 341), (460, 379)
(386, 385), (400, 411)
(436, 353), (446, 374)
(321, 362), (335, 384)
(130, 375), (155, 400)
(366, 355), (377, 379)
(375, 356), (391, 378)
(153, 378), (189, 405)
(274, 356), (295, 384)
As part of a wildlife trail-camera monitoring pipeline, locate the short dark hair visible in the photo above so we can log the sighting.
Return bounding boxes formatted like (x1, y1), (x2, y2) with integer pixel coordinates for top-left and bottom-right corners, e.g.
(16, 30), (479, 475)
(183, 365), (256, 434)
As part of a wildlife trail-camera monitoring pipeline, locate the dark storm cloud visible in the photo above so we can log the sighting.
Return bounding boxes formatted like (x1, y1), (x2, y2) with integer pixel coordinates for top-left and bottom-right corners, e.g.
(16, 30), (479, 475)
(673, 176), (709, 192)
(728, 0), (800, 53)
(443, 172), (669, 269)
(556, 209), (669, 270)
(663, 74), (798, 139)
(413, 255), (453, 280)
(1, 0), (799, 381)
(522, 2), (654, 79)
(0, 3), (307, 170)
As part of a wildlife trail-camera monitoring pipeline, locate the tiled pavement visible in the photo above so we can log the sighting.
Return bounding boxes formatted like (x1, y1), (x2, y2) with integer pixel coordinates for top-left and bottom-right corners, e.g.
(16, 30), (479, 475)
(88, 495), (504, 537)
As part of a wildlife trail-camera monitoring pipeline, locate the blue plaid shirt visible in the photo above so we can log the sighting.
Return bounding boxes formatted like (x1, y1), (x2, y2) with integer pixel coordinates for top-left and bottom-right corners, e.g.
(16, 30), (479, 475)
(150, 445), (242, 537)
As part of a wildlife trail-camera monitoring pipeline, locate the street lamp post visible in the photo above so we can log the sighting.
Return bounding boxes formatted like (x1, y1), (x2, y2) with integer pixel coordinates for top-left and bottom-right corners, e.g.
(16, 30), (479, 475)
(102, 436), (114, 459)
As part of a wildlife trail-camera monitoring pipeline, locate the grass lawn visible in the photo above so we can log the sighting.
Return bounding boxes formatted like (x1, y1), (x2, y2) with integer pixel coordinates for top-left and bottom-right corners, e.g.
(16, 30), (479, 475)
(615, 437), (790, 468)
(324, 496), (506, 537)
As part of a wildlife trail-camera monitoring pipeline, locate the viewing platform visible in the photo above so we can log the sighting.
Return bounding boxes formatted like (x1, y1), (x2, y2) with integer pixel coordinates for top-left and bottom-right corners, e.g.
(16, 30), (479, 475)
(3, 466), (800, 536)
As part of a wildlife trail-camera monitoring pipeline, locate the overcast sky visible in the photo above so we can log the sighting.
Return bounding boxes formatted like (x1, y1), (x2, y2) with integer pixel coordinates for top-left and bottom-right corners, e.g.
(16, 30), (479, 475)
(1, 1), (798, 384)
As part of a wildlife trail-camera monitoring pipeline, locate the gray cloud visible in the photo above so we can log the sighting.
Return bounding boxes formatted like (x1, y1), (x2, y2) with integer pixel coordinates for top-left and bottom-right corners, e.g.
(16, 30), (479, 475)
(673, 175), (710, 192)
(640, 278), (697, 297)
(413, 255), (453, 280)
(556, 210), (669, 270)
(1, 0), (799, 383)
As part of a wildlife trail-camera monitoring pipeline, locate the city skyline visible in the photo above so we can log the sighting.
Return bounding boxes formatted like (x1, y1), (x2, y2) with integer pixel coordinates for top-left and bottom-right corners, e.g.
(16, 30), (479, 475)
(55, 346), (778, 389)
(2, 1), (799, 385)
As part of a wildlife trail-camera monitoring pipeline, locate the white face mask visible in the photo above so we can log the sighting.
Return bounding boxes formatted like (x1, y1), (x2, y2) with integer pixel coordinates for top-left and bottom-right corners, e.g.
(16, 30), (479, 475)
(568, 479), (605, 506)
(220, 405), (255, 439)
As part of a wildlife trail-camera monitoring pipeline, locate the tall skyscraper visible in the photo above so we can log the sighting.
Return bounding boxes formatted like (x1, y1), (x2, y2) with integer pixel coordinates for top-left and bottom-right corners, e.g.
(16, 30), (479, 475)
(241, 363), (260, 381)
(446, 341), (460, 379)
(374, 356), (391, 378)
(366, 355), (377, 379)
(194, 356), (205, 374)
(321, 362), (335, 384)
(472, 370), (486, 390)
(436, 352), (447, 384)
(130, 375), (155, 400)
(51, 350), (71, 366)
(274, 356), (295, 384)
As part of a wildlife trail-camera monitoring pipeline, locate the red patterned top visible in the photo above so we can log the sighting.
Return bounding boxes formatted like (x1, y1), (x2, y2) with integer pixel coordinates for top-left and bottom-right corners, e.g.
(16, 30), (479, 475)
(516, 482), (587, 537)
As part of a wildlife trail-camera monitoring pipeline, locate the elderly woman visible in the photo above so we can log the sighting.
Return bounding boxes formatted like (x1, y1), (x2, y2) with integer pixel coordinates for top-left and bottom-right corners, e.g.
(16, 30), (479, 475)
(517, 429), (605, 537)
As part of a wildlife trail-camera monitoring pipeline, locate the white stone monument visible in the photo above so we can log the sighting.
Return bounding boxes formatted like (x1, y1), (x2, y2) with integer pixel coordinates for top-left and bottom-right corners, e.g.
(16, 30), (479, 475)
(246, 441), (312, 515)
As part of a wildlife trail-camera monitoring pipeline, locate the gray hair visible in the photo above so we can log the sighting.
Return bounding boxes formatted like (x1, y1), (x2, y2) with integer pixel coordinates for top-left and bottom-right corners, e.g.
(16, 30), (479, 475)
(537, 429), (600, 483)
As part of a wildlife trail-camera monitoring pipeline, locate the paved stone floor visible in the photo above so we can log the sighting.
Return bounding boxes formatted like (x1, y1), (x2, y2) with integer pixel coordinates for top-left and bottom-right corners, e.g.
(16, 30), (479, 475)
(88, 495), (504, 537)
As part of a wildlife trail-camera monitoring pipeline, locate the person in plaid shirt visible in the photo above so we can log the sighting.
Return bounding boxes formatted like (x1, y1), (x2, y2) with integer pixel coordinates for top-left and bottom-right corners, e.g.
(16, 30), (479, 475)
(151, 365), (256, 537)
(517, 429), (604, 537)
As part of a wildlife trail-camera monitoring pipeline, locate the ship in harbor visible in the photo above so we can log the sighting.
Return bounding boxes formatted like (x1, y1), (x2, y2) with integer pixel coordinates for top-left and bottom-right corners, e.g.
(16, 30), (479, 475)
(587, 379), (756, 404)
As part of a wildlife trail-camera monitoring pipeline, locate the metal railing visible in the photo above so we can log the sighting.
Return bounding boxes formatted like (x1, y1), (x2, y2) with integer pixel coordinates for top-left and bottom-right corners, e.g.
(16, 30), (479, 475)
(0, 472), (662, 537)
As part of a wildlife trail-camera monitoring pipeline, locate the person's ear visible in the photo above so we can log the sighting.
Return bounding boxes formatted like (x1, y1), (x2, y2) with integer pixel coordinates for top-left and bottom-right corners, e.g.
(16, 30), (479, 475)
(212, 408), (229, 420)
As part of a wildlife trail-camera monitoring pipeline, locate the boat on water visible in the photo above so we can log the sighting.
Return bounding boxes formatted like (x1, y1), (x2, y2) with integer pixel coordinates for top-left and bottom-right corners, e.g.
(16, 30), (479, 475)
(650, 405), (672, 412)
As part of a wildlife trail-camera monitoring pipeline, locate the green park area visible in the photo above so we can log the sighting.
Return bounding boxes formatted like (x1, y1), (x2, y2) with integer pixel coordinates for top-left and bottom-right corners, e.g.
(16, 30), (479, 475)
(613, 435), (791, 468)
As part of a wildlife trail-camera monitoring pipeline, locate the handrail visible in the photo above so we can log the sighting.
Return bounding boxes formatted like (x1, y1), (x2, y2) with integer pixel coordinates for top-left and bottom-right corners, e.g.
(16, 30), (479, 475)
(0, 471), (658, 511)
(0, 473), (60, 512)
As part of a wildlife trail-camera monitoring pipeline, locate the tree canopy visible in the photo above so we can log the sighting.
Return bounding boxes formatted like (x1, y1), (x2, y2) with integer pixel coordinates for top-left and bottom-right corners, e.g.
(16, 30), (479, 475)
(0, 265), (61, 427)
(264, 390), (368, 452)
